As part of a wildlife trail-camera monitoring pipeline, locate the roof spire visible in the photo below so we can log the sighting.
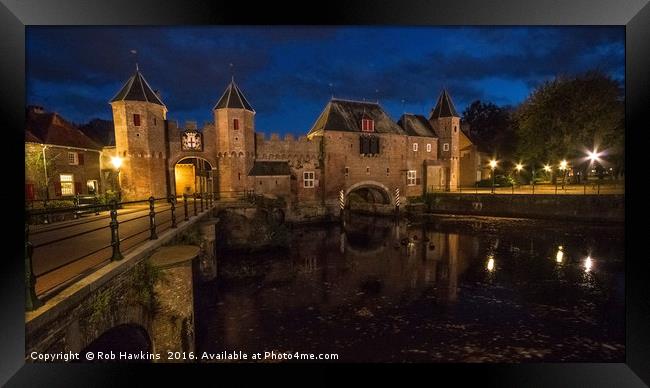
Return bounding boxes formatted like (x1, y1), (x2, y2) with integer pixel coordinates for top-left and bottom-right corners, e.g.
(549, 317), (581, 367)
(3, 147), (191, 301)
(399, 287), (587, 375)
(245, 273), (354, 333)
(110, 67), (165, 106)
(213, 77), (255, 112)
(430, 88), (459, 119)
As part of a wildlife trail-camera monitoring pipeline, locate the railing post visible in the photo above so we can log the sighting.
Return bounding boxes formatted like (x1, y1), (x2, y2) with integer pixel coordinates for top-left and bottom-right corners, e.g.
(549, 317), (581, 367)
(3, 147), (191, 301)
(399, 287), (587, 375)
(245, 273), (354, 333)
(169, 196), (177, 228)
(73, 194), (79, 219)
(94, 196), (100, 215)
(193, 193), (198, 216)
(183, 193), (189, 221)
(25, 223), (42, 311)
(43, 199), (49, 224)
(200, 192), (204, 212)
(149, 196), (158, 240)
(109, 200), (123, 261)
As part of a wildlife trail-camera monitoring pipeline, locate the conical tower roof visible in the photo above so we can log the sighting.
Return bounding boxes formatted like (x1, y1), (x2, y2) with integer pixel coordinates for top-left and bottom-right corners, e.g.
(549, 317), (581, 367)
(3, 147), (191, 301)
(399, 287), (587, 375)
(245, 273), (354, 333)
(110, 67), (165, 106)
(429, 89), (459, 119)
(213, 78), (255, 112)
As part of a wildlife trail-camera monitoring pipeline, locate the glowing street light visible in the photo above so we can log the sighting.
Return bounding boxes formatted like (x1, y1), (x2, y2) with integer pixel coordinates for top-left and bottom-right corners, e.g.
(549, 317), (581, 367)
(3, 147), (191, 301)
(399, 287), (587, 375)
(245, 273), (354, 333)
(559, 160), (568, 171)
(515, 163), (524, 172)
(111, 156), (123, 170)
(544, 164), (552, 173)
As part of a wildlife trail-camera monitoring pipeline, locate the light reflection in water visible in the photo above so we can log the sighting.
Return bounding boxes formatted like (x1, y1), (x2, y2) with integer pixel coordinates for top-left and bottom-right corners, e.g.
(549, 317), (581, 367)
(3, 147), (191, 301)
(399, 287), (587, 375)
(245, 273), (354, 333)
(486, 256), (495, 272)
(584, 256), (593, 272)
(205, 215), (624, 362)
(556, 245), (564, 263)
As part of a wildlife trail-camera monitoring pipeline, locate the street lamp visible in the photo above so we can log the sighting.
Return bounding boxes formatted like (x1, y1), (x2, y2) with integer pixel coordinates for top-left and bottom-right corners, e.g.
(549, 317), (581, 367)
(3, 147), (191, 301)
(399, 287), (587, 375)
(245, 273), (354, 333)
(489, 159), (498, 194)
(41, 145), (49, 201)
(111, 156), (123, 201)
(559, 159), (568, 190)
(513, 163), (523, 194)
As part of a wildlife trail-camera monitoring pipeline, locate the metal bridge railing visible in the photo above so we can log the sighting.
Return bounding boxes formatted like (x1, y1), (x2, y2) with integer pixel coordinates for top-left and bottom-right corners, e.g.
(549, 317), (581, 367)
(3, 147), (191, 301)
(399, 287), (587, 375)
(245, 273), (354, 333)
(24, 190), (250, 311)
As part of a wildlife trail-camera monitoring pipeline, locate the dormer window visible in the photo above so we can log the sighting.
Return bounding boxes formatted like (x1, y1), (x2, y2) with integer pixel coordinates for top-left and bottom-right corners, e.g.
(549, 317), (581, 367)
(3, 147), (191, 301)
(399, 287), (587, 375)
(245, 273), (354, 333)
(361, 118), (374, 132)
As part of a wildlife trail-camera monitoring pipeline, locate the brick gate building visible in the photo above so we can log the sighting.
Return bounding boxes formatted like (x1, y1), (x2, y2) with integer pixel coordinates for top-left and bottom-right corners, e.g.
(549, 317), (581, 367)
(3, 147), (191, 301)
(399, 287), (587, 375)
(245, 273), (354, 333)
(41, 67), (487, 207)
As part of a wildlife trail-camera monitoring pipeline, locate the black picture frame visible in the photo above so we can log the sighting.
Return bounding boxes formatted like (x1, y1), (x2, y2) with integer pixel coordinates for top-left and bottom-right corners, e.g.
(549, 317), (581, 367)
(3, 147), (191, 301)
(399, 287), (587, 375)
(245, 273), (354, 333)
(2, 0), (648, 385)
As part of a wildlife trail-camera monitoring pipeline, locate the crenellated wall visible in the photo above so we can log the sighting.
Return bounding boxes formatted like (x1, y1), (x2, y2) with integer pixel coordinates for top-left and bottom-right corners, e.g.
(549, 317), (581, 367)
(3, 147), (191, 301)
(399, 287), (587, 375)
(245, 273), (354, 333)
(254, 132), (321, 162)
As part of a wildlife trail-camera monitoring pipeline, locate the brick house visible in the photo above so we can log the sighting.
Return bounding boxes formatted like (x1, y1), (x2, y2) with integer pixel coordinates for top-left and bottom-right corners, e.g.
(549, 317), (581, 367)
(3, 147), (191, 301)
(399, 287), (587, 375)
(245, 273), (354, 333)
(25, 106), (103, 201)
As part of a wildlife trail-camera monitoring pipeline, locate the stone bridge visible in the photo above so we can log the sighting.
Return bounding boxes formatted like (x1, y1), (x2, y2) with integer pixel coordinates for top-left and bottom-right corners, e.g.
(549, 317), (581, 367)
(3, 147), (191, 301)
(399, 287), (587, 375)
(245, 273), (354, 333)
(25, 210), (218, 362)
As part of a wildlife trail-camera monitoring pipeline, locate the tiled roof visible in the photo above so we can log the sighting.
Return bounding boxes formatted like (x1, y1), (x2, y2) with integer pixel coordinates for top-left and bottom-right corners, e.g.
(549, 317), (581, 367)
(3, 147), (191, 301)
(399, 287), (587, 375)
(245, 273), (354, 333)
(25, 110), (101, 150)
(430, 89), (460, 119)
(78, 119), (115, 147)
(110, 68), (165, 106)
(397, 113), (438, 137)
(307, 98), (405, 137)
(248, 161), (291, 176)
(213, 78), (254, 112)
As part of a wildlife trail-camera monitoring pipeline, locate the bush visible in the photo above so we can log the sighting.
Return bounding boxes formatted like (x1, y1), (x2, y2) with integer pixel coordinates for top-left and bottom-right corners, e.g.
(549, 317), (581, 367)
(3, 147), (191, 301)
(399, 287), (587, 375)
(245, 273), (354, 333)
(45, 199), (75, 209)
(99, 191), (121, 205)
(476, 175), (514, 187)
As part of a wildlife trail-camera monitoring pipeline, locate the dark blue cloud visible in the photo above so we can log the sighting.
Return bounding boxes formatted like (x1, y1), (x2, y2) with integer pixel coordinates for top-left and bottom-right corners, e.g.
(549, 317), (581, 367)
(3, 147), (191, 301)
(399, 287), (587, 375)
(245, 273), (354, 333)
(26, 26), (624, 134)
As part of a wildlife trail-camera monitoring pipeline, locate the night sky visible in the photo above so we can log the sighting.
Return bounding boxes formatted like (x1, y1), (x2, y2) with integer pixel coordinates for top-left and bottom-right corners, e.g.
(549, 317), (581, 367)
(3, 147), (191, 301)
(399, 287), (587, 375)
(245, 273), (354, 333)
(26, 26), (624, 136)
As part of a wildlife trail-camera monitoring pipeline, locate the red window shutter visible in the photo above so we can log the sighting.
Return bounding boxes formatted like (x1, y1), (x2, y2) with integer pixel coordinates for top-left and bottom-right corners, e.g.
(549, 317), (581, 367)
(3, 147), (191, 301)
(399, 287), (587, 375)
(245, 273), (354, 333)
(74, 182), (82, 194)
(54, 181), (62, 197)
(133, 114), (141, 126)
(25, 183), (35, 200)
(78, 153), (84, 165)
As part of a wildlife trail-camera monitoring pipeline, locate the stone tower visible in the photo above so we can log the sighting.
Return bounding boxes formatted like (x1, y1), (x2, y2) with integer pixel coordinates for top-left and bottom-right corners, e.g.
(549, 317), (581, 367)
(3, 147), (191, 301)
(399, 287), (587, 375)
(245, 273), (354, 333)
(429, 89), (461, 191)
(110, 67), (168, 200)
(213, 78), (256, 194)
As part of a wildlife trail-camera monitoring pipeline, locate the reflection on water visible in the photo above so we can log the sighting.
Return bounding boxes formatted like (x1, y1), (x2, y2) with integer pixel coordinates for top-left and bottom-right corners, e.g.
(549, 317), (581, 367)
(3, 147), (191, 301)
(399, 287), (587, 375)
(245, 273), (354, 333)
(196, 215), (624, 362)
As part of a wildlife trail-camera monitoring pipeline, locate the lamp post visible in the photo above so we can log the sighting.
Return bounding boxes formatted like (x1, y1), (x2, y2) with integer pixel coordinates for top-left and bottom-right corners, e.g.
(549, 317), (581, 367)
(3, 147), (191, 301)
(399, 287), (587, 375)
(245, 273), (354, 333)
(111, 156), (123, 201)
(489, 159), (498, 194)
(544, 164), (552, 194)
(587, 149), (602, 194)
(559, 160), (568, 191)
(515, 163), (523, 194)
(41, 145), (49, 201)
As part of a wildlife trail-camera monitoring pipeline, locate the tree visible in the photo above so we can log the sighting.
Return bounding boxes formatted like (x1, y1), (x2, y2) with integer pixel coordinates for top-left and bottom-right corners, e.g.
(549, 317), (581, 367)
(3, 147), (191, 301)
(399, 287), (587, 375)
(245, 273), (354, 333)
(462, 100), (517, 159)
(25, 144), (60, 200)
(514, 71), (624, 177)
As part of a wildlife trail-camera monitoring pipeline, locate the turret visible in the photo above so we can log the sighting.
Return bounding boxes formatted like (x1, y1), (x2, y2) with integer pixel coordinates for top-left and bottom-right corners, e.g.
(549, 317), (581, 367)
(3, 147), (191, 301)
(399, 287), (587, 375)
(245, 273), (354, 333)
(429, 89), (461, 190)
(110, 66), (168, 200)
(213, 77), (256, 193)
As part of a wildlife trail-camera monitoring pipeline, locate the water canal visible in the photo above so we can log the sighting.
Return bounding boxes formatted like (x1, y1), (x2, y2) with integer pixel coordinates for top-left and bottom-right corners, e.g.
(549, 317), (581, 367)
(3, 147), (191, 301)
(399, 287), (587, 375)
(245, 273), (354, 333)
(196, 215), (624, 362)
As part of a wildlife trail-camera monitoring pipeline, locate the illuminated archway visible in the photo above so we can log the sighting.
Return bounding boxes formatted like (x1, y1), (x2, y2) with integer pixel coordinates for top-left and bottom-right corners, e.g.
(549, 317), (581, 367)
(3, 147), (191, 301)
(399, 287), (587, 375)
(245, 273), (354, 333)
(174, 156), (214, 196)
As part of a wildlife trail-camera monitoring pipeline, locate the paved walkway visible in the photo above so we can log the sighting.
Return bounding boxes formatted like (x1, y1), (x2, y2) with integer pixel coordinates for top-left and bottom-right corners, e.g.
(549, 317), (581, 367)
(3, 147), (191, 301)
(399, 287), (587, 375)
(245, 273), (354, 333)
(446, 183), (624, 195)
(28, 201), (200, 297)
